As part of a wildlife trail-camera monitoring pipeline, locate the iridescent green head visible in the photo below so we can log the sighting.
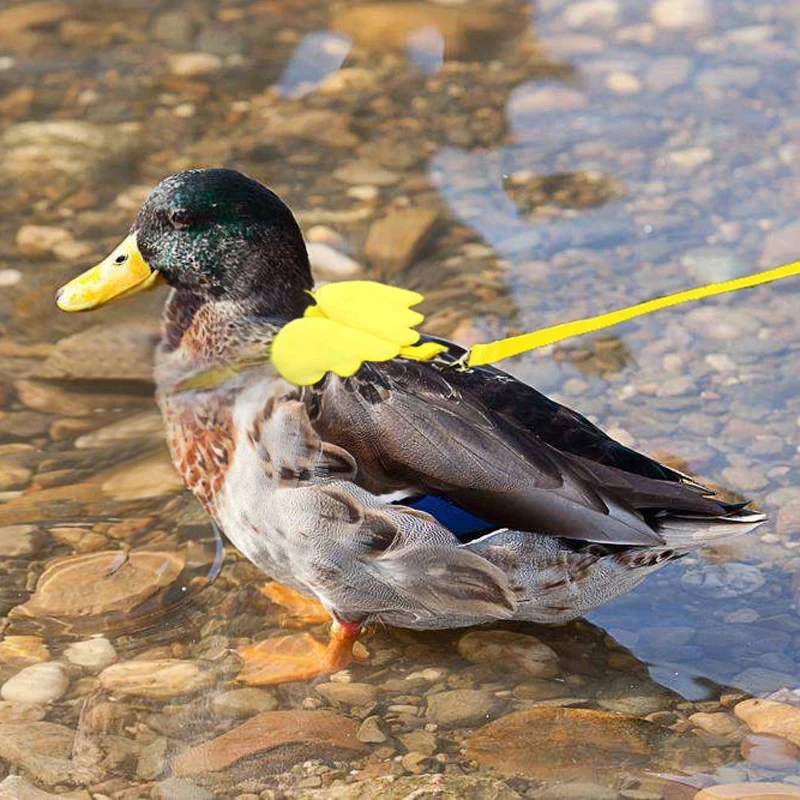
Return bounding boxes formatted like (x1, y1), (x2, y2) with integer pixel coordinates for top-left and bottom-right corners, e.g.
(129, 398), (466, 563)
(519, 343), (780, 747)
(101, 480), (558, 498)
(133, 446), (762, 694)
(57, 168), (313, 320)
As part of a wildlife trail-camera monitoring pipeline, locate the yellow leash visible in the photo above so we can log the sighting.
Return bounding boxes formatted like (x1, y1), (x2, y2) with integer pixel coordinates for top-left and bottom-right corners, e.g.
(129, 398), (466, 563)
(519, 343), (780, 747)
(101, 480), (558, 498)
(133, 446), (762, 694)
(466, 259), (800, 367)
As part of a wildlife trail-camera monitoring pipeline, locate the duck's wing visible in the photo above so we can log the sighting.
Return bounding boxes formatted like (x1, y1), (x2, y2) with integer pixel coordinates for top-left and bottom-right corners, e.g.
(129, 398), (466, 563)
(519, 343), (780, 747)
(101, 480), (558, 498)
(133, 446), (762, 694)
(307, 344), (736, 548)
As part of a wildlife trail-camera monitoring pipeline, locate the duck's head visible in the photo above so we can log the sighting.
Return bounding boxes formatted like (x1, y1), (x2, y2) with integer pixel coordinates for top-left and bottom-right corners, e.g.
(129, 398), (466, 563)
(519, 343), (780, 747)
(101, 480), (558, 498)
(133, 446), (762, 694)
(56, 168), (313, 320)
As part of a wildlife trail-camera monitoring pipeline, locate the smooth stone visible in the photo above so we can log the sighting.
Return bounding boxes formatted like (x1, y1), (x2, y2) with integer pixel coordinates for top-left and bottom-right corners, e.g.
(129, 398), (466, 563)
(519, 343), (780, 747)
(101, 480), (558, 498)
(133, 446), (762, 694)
(317, 681), (377, 707)
(399, 729), (436, 756)
(0, 775), (90, 799)
(363, 208), (439, 273)
(307, 242), (363, 279)
(0, 722), (74, 785)
(99, 659), (215, 699)
(100, 452), (185, 500)
(172, 710), (367, 776)
(12, 549), (185, 619)
(695, 784), (800, 798)
(457, 630), (559, 678)
(1, 662), (68, 706)
(466, 707), (709, 781)
(741, 733), (800, 770)
(74, 411), (162, 449)
(63, 638), (117, 670)
(0, 636), (49, 667)
(736, 699), (800, 748)
(153, 778), (213, 800)
(426, 689), (502, 729)
(760, 222), (800, 268)
(681, 563), (765, 598)
(356, 715), (387, 743)
(689, 712), (741, 738)
(167, 52), (223, 77)
(309, 774), (521, 799)
(0, 466), (32, 492)
(651, 0), (711, 29)
(211, 687), (279, 718)
(0, 525), (38, 557)
(681, 246), (749, 283)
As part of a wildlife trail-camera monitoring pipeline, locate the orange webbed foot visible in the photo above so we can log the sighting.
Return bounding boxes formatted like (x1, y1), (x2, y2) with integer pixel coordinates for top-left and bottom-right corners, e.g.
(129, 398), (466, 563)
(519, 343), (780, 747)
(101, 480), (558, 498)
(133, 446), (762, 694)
(259, 581), (331, 627)
(237, 621), (363, 685)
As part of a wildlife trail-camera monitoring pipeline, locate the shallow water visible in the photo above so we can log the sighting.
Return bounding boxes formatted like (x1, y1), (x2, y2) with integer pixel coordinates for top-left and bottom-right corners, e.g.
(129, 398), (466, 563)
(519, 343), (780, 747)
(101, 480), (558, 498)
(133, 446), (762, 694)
(1, 0), (799, 797)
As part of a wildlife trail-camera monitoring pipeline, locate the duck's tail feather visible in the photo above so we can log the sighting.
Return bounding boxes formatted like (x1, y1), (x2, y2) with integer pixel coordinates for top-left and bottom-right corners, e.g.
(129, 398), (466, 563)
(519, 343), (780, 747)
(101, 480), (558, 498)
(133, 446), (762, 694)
(654, 507), (766, 550)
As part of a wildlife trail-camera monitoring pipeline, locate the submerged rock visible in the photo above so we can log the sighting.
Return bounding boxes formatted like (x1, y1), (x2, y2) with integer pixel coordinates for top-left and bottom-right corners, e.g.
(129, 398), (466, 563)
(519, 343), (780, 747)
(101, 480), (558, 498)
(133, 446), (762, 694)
(466, 707), (710, 781)
(735, 699), (800, 748)
(171, 710), (367, 776)
(0, 722), (74, 785)
(0, 661), (68, 706)
(426, 689), (504, 729)
(457, 630), (560, 678)
(11, 549), (185, 619)
(99, 659), (215, 699)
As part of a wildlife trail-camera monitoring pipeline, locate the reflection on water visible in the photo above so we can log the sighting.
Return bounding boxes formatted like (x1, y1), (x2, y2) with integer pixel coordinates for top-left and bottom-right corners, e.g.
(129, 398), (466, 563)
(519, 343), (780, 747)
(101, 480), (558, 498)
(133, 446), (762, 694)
(1, 0), (799, 796)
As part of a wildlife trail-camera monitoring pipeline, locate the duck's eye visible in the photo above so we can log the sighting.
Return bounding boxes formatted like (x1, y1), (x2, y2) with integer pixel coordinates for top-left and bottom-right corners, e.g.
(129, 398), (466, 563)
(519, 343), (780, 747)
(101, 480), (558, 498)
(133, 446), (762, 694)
(114, 253), (128, 264)
(169, 208), (194, 229)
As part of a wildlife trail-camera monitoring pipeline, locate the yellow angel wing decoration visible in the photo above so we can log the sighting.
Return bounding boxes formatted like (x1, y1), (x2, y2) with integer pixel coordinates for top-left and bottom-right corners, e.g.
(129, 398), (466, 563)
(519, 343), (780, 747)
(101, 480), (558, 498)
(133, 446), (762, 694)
(271, 316), (401, 386)
(311, 281), (425, 346)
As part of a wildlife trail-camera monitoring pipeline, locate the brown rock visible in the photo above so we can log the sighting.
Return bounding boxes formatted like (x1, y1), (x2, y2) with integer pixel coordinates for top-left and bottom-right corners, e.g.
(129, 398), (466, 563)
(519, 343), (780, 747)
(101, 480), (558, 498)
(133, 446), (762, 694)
(316, 681), (378, 707)
(312, 774), (521, 799)
(695, 783), (800, 799)
(14, 379), (146, 417)
(31, 323), (158, 383)
(11, 548), (185, 618)
(457, 630), (559, 678)
(741, 733), (800, 770)
(735, 699), (800, 747)
(0, 2), (70, 44)
(466, 707), (709, 781)
(426, 689), (503, 729)
(0, 636), (49, 668)
(364, 208), (439, 273)
(0, 722), (74, 785)
(100, 452), (184, 501)
(99, 659), (215, 699)
(171, 710), (367, 776)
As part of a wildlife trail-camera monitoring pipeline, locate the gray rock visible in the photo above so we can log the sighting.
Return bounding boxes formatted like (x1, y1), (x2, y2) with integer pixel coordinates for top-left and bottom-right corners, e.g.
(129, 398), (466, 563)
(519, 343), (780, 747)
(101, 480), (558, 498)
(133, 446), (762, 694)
(681, 246), (750, 283)
(681, 563), (765, 598)
(457, 630), (560, 678)
(356, 715), (387, 743)
(426, 689), (502, 729)
(154, 778), (213, 800)
(211, 687), (279, 718)
(316, 681), (377, 707)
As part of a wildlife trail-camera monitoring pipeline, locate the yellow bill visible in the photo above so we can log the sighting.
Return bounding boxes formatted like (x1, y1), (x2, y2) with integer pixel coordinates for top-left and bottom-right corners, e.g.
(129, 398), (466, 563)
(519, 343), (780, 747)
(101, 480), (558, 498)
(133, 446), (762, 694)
(56, 233), (162, 312)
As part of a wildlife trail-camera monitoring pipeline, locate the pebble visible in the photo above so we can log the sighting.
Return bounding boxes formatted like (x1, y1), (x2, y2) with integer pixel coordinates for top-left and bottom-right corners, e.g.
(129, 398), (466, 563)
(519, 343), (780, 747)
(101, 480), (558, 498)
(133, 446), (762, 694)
(307, 242), (363, 279)
(689, 712), (741, 739)
(167, 52), (223, 77)
(669, 147), (714, 169)
(356, 715), (387, 743)
(509, 85), (587, 114)
(317, 681), (378, 707)
(1, 661), (68, 705)
(562, 0), (619, 28)
(364, 208), (439, 273)
(457, 631), (560, 678)
(681, 563), (765, 598)
(99, 659), (215, 699)
(425, 689), (501, 729)
(154, 778), (213, 800)
(681, 246), (749, 283)
(0, 269), (22, 287)
(63, 637), (117, 670)
(212, 687), (279, 718)
(606, 71), (642, 94)
(13, 220), (65, 256)
(0, 525), (37, 557)
(736, 699), (800, 748)
(400, 729), (437, 756)
(695, 784), (800, 798)
(741, 733), (800, 770)
(651, 0), (711, 29)
(760, 222), (800, 268)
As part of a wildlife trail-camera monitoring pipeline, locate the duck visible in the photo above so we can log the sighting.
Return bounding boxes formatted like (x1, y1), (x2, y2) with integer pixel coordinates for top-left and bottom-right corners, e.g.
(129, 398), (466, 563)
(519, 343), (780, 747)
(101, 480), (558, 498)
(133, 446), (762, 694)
(56, 168), (765, 684)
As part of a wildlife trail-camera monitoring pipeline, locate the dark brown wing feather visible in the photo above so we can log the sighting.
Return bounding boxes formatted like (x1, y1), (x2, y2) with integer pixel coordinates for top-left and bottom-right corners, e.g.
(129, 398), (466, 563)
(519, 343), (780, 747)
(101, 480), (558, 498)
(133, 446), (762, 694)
(307, 347), (737, 548)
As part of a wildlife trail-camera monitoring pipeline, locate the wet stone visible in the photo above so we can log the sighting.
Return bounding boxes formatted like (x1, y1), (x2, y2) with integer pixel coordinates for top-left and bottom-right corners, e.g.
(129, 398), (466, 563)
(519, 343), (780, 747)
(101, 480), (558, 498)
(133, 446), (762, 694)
(12, 549), (185, 619)
(0, 722), (74, 785)
(735, 699), (800, 748)
(0, 636), (49, 667)
(311, 774), (522, 799)
(695, 784), (800, 798)
(64, 637), (117, 670)
(212, 687), (279, 718)
(99, 659), (216, 699)
(681, 563), (765, 598)
(741, 733), (800, 770)
(456, 630), (560, 678)
(425, 688), (503, 729)
(0, 661), (68, 706)
(0, 524), (39, 557)
(356, 715), (387, 743)
(316, 681), (378, 707)
(154, 778), (213, 800)
(364, 208), (439, 274)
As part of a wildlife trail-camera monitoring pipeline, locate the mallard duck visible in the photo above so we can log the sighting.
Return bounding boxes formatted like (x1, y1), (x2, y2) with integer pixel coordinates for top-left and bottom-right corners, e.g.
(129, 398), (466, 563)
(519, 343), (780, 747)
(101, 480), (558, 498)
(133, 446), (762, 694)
(57, 168), (765, 683)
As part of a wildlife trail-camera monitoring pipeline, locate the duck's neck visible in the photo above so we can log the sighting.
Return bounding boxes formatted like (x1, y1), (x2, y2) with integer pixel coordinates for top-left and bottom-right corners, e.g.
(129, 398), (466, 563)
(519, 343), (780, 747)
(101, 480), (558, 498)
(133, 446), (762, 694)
(163, 287), (312, 355)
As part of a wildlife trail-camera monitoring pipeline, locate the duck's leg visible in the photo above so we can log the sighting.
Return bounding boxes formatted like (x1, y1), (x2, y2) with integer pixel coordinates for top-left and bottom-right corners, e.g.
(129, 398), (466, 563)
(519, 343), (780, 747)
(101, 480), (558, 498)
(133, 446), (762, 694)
(258, 581), (330, 627)
(237, 620), (362, 685)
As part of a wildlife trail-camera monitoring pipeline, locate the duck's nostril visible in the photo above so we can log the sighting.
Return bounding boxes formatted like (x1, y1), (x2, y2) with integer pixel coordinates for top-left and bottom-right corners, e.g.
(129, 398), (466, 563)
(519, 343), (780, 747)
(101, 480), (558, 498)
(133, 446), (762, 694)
(55, 286), (64, 301)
